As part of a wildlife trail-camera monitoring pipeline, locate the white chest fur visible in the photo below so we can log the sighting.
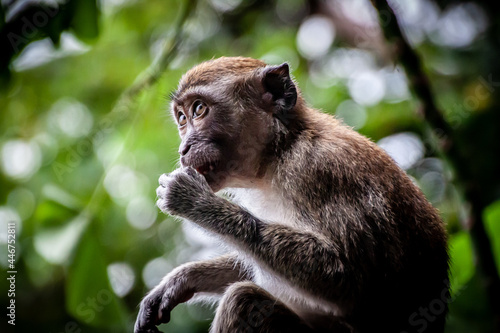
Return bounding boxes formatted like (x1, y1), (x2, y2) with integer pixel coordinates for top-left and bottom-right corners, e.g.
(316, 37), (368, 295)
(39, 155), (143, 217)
(227, 187), (297, 227)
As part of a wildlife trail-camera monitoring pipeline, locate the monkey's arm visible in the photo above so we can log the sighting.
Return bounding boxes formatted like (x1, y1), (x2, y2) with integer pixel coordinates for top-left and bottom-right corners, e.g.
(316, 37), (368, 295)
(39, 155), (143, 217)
(158, 167), (353, 299)
(202, 210), (346, 298)
(135, 253), (248, 333)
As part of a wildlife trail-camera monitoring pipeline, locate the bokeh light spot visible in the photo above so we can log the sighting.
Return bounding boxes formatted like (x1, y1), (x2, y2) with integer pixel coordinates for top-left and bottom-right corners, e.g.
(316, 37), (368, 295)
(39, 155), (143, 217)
(104, 165), (149, 205)
(430, 3), (487, 48)
(48, 98), (94, 138)
(335, 100), (367, 130)
(419, 171), (446, 204)
(209, 0), (242, 12)
(1, 139), (42, 181)
(142, 257), (173, 289)
(378, 132), (424, 170)
(126, 196), (157, 230)
(107, 262), (135, 297)
(348, 71), (385, 106)
(297, 15), (335, 60)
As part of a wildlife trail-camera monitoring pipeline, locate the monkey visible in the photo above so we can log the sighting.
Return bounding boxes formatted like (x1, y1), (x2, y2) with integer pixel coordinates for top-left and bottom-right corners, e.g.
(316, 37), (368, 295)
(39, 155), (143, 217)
(134, 57), (449, 333)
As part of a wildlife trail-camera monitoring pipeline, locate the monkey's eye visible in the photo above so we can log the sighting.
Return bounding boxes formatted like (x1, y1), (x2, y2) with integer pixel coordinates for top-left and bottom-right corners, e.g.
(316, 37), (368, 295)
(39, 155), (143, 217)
(177, 112), (187, 126)
(192, 101), (208, 119)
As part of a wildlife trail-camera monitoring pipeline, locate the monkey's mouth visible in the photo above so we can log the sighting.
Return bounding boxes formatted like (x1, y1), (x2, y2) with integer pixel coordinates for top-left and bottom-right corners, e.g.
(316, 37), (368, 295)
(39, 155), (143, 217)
(194, 160), (219, 176)
(195, 163), (213, 175)
(182, 154), (225, 191)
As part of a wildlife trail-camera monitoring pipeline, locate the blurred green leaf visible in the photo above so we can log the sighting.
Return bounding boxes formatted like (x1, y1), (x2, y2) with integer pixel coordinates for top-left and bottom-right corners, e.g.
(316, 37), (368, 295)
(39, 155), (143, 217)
(34, 213), (89, 265)
(449, 231), (475, 295)
(484, 200), (500, 276)
(69, 0), (100, 41)
(65, 225), (127, 329)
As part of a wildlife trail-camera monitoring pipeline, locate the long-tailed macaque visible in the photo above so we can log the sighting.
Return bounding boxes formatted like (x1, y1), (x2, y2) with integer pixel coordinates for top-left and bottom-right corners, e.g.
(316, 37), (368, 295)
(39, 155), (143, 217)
(135, 57), (449, 333)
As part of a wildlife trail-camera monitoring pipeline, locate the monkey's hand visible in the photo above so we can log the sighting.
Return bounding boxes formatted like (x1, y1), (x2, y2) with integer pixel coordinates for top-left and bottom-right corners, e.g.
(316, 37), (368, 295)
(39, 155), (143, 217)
(156, 167), (253, 240)
(156, 166), (214, 218)
(135, 256), (245, 333)
(134, 270), (195, 333)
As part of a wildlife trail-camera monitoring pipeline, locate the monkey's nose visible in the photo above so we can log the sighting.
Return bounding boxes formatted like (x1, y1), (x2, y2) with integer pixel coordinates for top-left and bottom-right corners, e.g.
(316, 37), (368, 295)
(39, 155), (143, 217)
(179, 144), (191, 156)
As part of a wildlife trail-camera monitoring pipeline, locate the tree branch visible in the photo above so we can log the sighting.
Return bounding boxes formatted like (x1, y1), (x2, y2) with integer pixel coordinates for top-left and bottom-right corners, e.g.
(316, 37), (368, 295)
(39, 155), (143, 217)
(124, 0), (196, 98)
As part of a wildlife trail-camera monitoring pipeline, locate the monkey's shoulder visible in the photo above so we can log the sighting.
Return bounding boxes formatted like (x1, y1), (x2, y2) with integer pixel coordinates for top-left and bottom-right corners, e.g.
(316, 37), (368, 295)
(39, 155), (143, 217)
(275, 129), (396, 193)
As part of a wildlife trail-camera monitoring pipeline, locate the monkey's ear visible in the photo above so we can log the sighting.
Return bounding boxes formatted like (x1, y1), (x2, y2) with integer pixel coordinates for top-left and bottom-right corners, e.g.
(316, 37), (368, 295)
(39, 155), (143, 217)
(261, 63), (297, 113)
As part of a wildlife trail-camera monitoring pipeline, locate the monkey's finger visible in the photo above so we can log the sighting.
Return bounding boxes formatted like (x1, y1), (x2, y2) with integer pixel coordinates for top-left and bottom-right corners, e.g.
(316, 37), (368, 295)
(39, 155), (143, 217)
(134, 322), (161, 333)
(135, 324), (161, 333)
(183, 166), (199, 178)
(156, 198), (167, 213)
(135, 305), (162, 333)
(156, 185), (166, 198)
(157, 303), (172, 325)
(158, 173), (170, 187)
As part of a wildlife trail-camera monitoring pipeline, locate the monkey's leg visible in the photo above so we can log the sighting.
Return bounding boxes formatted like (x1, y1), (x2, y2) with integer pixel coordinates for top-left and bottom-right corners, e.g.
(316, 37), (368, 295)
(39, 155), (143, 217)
(211, 281), (313, 333)
(135, 254), (248, 333)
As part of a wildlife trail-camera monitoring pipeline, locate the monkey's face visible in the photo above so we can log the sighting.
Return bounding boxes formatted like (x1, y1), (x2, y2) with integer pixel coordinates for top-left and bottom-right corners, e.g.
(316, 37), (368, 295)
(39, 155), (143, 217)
(170, 58), (297, 192)
(171, 85), (272, 192)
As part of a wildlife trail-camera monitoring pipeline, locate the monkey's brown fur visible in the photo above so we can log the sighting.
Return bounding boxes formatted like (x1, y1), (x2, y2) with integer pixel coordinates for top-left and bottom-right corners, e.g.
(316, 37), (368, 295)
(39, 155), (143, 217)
(135, 57), (449, 333)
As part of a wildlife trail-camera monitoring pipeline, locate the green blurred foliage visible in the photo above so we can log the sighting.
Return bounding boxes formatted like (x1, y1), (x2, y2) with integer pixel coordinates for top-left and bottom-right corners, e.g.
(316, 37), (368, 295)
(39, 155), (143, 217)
(0, 0), (499, 332)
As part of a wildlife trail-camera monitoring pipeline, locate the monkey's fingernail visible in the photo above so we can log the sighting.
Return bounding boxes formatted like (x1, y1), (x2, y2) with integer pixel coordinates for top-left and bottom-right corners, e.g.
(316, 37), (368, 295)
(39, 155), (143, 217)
(209, 165), (214, 171)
